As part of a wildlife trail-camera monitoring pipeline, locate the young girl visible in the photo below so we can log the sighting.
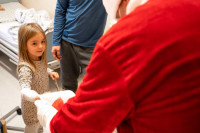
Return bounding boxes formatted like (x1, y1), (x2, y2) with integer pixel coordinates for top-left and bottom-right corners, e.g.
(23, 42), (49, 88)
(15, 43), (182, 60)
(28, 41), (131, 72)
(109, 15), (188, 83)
(17, 23), (59, 133)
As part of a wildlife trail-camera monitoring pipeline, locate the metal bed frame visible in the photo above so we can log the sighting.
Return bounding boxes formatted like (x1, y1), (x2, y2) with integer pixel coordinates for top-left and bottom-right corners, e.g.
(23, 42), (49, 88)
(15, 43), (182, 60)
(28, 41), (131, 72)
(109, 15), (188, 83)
(0, 106), (24, 132)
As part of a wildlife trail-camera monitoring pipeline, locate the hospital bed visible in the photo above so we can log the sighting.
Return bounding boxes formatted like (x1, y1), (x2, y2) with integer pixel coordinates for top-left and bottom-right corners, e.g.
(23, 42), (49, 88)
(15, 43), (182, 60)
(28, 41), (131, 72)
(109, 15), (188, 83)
(0, 0), (59, 69)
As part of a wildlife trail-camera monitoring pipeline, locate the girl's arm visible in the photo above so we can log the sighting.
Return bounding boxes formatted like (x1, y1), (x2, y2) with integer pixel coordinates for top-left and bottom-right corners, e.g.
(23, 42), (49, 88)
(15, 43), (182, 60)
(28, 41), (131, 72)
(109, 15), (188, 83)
(18, 65), (39, 102)
(47, 68), (59, 81)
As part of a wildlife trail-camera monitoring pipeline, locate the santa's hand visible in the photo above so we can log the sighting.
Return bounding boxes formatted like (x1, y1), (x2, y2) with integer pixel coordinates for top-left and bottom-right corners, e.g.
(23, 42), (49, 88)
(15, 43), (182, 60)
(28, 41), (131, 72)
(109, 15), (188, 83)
(35, 100), (57, 131)
(39, 90), (75, 105)
(21, 88), (39, 102)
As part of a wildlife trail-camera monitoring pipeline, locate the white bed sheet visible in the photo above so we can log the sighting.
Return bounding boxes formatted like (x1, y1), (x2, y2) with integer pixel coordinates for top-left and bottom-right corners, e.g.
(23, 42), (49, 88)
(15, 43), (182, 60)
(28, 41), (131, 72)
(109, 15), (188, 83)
(0, 2), (27, 23)
(0, 21), (21, 50)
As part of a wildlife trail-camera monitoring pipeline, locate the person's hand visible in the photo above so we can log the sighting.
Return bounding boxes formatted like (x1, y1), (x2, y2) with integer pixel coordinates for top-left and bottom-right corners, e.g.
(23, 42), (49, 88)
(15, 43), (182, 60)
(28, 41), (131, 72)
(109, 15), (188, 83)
(21, 88), (39, 102)
(34, 100), (57, 132)
(51, 46), (61, 60)
(50, 71), (59, 81)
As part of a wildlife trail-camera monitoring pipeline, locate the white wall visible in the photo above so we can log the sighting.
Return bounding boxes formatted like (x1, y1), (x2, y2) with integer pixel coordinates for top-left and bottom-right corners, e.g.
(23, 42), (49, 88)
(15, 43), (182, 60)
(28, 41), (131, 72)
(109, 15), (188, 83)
(19, 0), (57, 19)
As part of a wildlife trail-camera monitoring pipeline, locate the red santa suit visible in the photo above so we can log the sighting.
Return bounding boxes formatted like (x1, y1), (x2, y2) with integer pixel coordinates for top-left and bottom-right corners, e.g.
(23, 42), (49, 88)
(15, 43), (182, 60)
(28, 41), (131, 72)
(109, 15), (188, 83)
(50, 0), (200, 132)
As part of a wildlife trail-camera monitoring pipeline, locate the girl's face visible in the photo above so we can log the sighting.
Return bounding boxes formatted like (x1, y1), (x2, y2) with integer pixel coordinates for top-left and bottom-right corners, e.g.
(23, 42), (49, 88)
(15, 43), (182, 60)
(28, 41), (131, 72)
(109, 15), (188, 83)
(27, 33), (46, 61)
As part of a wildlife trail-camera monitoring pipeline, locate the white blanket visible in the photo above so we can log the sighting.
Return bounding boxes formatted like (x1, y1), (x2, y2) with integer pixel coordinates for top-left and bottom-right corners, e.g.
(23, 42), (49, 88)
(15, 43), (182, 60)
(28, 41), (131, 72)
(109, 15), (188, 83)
(15, 8), (53, 32)
(0, 2), (26, 23)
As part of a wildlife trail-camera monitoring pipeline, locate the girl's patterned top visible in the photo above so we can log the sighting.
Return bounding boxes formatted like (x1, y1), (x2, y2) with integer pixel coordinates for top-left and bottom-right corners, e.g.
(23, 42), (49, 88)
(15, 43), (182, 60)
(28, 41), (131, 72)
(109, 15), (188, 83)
(18, 60), (50, 125)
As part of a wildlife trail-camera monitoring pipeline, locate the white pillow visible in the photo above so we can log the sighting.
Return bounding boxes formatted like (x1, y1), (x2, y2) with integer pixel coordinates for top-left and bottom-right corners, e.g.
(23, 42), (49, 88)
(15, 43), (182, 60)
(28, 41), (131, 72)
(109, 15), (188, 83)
(0, 2), (27, 23)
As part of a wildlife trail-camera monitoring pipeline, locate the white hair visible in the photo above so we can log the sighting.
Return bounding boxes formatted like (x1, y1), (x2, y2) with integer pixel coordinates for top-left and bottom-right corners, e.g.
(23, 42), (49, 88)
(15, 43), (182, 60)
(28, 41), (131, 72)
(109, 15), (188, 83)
(103, 0), (148, 27)
(127, 0), (148, 14)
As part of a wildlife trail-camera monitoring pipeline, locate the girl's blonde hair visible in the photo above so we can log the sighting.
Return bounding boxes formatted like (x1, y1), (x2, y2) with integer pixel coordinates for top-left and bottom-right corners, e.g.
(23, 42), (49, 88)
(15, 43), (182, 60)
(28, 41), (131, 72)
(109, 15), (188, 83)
(17, 23), (47, 73)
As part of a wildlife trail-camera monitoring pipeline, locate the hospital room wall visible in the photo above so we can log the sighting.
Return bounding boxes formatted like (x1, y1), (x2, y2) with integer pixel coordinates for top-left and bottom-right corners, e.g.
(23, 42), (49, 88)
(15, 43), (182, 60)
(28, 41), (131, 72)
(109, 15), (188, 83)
(19, 0), (57, 19)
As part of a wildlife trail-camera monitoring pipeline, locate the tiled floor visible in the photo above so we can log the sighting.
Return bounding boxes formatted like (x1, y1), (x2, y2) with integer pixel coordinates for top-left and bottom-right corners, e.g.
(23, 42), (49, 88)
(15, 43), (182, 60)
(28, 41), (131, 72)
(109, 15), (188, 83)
(0, 51), (62, 133)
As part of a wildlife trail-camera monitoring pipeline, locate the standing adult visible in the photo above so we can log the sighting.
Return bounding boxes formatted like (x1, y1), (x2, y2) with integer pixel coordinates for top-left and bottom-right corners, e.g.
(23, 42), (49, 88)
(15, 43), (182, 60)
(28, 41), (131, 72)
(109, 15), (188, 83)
(35, 0), (200, 132)
(52, 0), (107, 92)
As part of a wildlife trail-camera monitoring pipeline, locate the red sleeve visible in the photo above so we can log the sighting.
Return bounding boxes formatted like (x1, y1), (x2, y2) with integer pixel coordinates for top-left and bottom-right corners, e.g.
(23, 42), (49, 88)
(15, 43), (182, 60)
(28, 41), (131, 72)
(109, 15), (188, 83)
(50, 45), (134, 132)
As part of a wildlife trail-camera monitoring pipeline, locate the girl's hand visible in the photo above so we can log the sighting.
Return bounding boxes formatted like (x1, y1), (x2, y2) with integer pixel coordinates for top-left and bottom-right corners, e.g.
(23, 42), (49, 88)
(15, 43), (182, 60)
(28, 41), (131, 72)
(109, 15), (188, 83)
(35, 96), (40, 100)
(35, 91), (51, 100)
(50, 72), (59, 80)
